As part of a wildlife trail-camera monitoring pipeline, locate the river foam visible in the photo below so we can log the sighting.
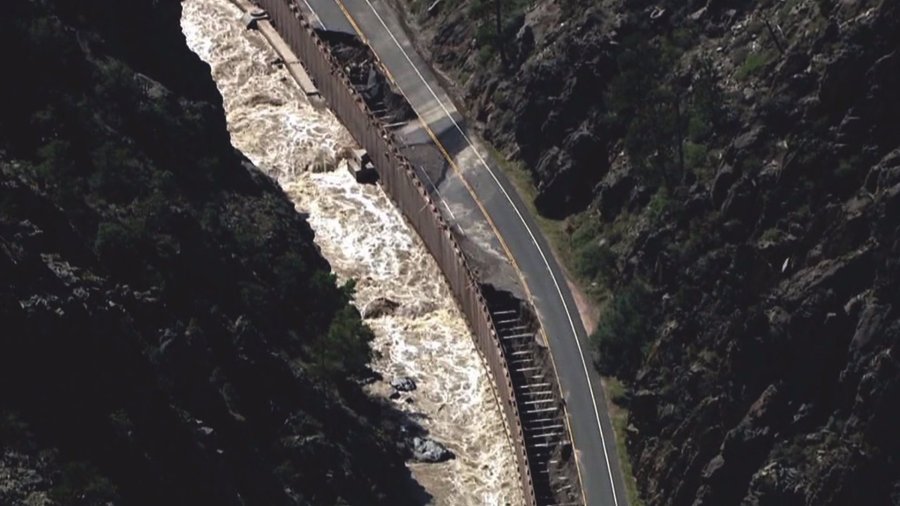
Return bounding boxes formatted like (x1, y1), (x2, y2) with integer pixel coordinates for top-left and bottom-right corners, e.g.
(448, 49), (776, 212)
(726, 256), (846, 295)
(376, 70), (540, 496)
(181, 2), (522, 504)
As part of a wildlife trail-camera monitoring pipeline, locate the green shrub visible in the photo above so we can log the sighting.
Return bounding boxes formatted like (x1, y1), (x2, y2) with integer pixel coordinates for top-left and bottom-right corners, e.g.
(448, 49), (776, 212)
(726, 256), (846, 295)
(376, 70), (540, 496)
(816, 0), (835, 15)
(592, 282), (655, 379)
(570, 215), (601, 251)
(312, 305), (374, 379)
(0, 412), (28, 446)
(34, 139), (77, 181)
(273, 252), (309, 298)
(88, 142), (144, 197)
(93, 220), (145, 275)
(645, 187), (673, 222)
(568, 216), (617, 285)
(760, 227), (781, 243)
(478, 44), (496, 65)
(574, 239), (616, 283)
(684, 142), (708, 171)
(468, 0), (528, 61)
(736, 51), (774, 80)
(834, 155), (863, 183)
(50, 462), (118, 503)
(687, 113), (712, 143)
(687, 57), (725, 142)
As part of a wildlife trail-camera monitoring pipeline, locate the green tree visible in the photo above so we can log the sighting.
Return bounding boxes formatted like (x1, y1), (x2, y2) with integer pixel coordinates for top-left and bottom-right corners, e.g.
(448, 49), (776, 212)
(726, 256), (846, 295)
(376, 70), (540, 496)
(93, 220), (146, 278)
(50, 462), (118, 503)
(312, 305), (374, 379)
(470, 0), (527, 66)
(607, 34), (680, 187)
(607, 33), (724, 188)
(592, 282), (655, 379)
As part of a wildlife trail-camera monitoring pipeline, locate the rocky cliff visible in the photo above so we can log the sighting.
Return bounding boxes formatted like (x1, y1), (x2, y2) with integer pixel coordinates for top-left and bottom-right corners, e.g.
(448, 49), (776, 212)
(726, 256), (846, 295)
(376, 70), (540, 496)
(393, 0), (900, 503)
(0, 0), (420, 504)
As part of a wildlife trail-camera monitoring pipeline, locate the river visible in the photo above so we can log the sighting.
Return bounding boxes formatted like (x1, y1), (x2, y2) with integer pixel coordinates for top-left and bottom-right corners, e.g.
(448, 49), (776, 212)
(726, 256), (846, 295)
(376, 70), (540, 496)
(181, 1), (523, 504)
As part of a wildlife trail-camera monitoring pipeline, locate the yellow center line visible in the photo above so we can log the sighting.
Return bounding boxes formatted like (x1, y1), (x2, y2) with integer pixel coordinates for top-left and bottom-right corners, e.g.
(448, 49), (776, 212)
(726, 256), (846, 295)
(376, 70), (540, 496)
(329, 1), (590, 504)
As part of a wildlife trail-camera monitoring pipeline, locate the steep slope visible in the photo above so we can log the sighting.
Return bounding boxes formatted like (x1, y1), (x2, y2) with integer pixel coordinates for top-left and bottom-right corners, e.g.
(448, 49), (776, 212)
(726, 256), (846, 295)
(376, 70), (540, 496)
(0, 0), (419, 504)
(390, 0), (900, 504)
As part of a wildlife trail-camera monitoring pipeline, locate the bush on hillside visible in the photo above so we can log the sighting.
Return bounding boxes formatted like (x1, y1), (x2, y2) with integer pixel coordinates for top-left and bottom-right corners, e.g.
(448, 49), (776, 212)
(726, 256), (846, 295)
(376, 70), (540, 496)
(592, 282), (655, 379)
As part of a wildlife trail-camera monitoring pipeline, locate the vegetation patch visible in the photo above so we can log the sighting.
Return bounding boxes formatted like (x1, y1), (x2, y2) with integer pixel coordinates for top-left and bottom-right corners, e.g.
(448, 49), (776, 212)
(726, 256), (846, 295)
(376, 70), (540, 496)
(469, 0), (531, 63)
(735, 50), (776, 80)
(50, 462), (118, 504)
(592, 281), (656, 379)
(604, 377), (646, 506)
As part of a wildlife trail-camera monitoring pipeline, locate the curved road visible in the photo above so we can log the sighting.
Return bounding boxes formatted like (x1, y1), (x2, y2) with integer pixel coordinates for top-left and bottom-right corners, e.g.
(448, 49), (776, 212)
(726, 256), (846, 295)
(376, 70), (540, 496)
(294, 0), (631, 503)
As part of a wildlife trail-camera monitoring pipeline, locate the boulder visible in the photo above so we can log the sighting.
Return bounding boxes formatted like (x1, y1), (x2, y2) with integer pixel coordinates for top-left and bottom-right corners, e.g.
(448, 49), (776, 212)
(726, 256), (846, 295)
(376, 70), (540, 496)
(720, 176), (757, 222)
(597, 171), (636, 221)
(411, 437), (454, 463)
(743, 461), (804, 505)
(533, 124), (609, 218)
(390, 376), (417, 392)
(361, 297), (400, 318)
(711, 164), (739, 208)
(849, 299), (890, 352)
(776, 248), (875, 307)
(865, 147), (900, 191)
(732, 126), (764, 151)
(515, 23), (535, 63)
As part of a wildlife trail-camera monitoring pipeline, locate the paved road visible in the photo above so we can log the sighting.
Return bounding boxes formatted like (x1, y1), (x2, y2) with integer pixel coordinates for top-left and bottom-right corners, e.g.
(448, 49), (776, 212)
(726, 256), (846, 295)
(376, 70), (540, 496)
(298, 0), (630, 504)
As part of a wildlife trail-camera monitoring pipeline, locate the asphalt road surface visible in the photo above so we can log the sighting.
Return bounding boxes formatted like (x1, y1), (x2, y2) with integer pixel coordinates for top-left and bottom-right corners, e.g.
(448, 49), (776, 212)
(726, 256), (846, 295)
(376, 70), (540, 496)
(297, 0), (631, 503)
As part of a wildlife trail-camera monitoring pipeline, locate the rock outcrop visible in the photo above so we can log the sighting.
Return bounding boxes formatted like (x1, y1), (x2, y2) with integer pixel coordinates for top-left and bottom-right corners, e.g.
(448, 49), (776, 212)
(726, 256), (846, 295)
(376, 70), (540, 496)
(391, 376), (418, 393)
(362, 297), (401, 319)
(411, 437), (454, 463)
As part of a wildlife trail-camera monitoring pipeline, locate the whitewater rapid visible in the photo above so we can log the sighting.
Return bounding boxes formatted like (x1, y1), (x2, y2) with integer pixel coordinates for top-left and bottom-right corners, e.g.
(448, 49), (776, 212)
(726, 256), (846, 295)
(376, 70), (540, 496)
(181, 2), (522, 504)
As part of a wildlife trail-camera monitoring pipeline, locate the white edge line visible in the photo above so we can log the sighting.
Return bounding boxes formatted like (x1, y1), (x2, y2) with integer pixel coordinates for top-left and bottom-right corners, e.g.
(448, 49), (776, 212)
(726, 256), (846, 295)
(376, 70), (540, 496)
(352, 1), (622, 504)
(300, 0), (325, 29)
